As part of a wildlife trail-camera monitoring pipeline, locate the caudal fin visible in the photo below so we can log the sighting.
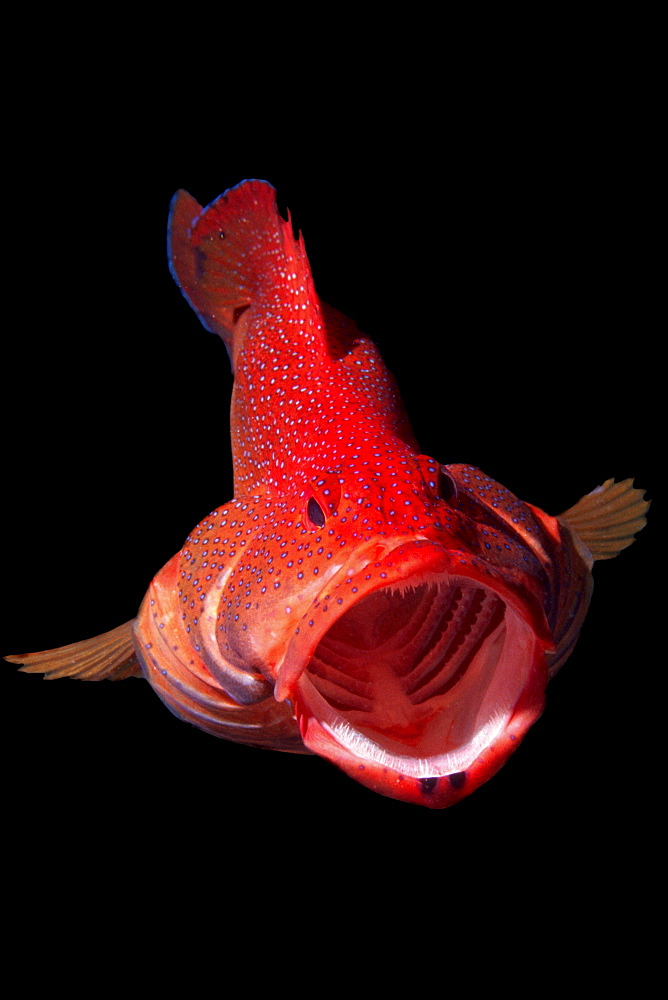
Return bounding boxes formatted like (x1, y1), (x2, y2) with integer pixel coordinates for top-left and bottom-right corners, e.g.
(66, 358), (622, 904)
(558, 478), (649, 561)
(5, 621), (141, 681)
(168, 179), (316, 367)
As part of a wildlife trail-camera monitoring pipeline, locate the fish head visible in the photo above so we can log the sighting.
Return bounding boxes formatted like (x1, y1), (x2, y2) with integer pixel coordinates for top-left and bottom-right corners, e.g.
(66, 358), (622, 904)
(182, 455), (556, 807)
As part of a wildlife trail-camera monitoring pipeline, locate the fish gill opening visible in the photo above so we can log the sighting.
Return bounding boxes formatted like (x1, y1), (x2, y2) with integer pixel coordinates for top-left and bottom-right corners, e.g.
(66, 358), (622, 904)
(302, 577), (533, 767)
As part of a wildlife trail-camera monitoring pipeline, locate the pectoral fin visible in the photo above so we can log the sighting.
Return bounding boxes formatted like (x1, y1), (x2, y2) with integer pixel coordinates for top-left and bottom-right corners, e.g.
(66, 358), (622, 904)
(558, 478), (649, 562)
(5, 621), (142, 681)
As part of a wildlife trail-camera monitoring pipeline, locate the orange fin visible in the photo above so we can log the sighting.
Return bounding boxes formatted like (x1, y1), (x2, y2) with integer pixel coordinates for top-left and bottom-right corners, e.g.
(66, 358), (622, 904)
(558, 478), (649, 561)
(5, 621), (142, 681)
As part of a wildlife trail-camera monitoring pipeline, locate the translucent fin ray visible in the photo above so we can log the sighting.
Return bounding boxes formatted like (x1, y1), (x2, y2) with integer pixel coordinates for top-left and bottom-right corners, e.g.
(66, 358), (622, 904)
(5, 621), (141, 681)
(558, 478), (649, 561)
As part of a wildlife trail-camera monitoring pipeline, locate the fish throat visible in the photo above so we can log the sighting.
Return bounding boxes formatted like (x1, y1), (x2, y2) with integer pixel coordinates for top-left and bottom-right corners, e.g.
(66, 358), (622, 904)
(296, 575), (535, 777)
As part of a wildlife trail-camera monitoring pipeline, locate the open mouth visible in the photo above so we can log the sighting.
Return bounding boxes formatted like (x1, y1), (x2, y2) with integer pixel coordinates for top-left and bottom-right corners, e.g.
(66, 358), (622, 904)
(292, 574), (539, 779)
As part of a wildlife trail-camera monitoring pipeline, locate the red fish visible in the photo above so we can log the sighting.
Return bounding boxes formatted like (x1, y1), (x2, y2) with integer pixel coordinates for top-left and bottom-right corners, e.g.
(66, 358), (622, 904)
(6, 180), (648, 809)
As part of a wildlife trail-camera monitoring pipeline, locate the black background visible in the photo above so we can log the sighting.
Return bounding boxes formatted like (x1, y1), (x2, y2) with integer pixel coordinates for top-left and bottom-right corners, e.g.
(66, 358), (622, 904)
(2, 86), (658, 904)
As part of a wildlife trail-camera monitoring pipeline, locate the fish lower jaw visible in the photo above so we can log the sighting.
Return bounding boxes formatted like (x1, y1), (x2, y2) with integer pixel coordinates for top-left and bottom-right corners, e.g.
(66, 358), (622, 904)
(283, 570), (547, 805)
(298, 677), (512, 779)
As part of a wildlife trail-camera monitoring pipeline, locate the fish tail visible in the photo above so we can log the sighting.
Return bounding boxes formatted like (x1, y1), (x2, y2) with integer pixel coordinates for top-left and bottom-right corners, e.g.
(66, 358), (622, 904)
(558, 478), (649, 562)
(168, 180), (315, 366)
(4, 621), (141, 681)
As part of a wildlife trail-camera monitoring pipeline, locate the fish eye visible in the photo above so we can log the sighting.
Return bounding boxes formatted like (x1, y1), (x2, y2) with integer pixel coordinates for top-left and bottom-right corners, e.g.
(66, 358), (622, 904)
(437, 469), (458, 504)
(307, 496), (326, 528)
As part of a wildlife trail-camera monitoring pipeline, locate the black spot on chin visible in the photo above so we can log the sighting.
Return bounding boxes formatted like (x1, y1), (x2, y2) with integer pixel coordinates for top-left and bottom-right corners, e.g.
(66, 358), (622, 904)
(448, 771), (467, 789)
(419, 777), (438, 795)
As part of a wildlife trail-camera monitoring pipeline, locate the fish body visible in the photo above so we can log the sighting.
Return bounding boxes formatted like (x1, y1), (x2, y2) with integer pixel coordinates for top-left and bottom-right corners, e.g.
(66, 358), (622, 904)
(6, 180), (648, 808)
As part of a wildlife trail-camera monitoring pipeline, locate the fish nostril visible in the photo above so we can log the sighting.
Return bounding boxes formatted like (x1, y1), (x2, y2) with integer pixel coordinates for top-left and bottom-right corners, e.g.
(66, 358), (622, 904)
(233, 304), (251, 323)
(307, 497), (326, 528)
(438, 469), (458, 504)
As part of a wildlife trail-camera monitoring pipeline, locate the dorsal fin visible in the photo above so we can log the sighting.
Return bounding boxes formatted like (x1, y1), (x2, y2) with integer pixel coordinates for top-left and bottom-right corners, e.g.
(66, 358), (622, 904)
(5, 621), (141, 681)
(558, 478), (649, 561)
